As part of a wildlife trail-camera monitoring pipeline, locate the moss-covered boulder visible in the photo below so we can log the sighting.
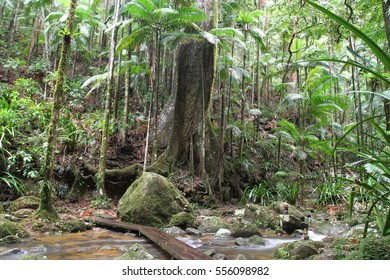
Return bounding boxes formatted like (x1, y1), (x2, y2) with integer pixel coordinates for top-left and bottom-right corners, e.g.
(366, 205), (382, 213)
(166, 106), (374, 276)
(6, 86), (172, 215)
(197, 216), (229, 233)
(279, 214), (308, 234)
(8, 196), (40, 212)
(230, 221), (260, 237)
(115, 244), (154, 260)
(117, 172), (190, 227)
(271, 202), (306, 220)
(169, 212), (195, 229)
(244, 204), (279, 229)
(274, 240), (325, 260)
(248, 235), (266, 246)
(0, 216), (30, 239)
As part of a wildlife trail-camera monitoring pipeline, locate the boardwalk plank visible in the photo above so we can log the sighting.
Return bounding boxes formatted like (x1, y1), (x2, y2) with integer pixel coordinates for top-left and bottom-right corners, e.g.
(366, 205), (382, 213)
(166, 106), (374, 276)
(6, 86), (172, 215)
(86, 217), (211, 260)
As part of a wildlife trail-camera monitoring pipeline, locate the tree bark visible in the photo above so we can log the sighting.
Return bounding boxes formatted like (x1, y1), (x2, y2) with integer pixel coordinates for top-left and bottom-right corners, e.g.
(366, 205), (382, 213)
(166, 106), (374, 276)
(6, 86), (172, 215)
(152, 0), (218, 198)
(382, 0), (390, 130)
(97, 0), (120, 197)
(37, 0), (78, 220)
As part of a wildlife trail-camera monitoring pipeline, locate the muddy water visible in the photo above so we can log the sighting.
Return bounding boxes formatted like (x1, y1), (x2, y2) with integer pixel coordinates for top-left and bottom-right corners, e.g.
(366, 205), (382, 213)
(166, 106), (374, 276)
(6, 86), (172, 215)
(0, 228), (171, 260)
(0, 228), (326, 260)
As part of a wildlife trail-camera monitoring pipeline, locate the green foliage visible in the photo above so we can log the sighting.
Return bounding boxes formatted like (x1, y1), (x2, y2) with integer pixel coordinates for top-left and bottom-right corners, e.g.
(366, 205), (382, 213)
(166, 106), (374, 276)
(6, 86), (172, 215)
(336, 116), (390, 237)
(306, 1), (390, 74)
(0, 172), (25, 196)
(345, 236), (390, 260)
(91, 195), (112, 209)
(315, 181), (348, 205)
(241, 181), (274, 206)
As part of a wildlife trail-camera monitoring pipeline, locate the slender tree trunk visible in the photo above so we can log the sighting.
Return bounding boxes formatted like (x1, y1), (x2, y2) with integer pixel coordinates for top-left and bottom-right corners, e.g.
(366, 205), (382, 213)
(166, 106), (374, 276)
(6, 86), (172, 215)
(7, 0), (21, 54)
(37, 0), (78, 220)
(121, 24), (132, 146)
(382, 0), (390, 130)
(97, 0), (120, 197)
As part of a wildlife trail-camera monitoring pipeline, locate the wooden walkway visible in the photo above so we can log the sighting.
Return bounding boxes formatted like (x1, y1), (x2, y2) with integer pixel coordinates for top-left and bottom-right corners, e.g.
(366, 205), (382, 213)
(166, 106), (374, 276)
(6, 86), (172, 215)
(86, 217), (211, 260)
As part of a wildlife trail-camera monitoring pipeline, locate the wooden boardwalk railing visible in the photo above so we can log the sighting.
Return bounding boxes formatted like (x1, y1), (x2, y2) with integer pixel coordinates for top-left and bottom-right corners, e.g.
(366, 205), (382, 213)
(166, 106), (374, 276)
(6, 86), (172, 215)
(86, 217), (211, 260)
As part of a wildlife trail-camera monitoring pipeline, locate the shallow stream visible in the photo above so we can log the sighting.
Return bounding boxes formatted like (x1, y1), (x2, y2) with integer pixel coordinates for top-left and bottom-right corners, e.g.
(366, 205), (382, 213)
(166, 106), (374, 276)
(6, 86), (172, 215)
(0, 228), (326, 260)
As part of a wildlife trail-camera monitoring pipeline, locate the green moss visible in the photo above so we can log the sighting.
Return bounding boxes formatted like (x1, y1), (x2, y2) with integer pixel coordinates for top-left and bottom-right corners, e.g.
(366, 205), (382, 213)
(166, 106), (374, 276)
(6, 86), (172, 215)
(274, 248), (291, 260)
(345, 236), (390, 260)
(273, 240), (325, 260)
(8, 196), (40, 212)
(0, 216), (30, 239)
(0, 203), (4, 213)
(54, 220), (88, 233)
(20, 255), (47, 260)
(231, 221), (259, 237)
(169, 212), (195, 229)
(115, 244), (154, 260)
(117, 172), (189, 227)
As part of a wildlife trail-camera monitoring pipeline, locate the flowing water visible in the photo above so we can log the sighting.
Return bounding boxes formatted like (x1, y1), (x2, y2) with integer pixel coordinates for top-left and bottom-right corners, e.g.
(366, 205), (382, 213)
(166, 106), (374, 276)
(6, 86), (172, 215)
(0, 228), (326, 260)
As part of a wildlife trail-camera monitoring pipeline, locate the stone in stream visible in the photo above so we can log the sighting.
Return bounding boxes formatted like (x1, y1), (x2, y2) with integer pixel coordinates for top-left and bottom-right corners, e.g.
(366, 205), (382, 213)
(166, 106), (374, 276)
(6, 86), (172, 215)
(273, 240), (326, 260)
(185, 228), (204, 236)
(279, 214), (308, 234)
(197, 216), (229, 233)
(115, 244), (155, 260)
(117, 172), (191, 227)
(214, 228), (231, 239)
(234, 235), (266, 247)
(163, 226), (186, 236)
(230, 221), (260, 237)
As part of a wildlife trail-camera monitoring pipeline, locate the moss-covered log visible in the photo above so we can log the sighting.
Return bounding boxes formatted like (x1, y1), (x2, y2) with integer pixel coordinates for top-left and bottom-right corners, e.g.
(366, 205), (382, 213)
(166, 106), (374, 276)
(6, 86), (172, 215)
(83, 161), (142, 181)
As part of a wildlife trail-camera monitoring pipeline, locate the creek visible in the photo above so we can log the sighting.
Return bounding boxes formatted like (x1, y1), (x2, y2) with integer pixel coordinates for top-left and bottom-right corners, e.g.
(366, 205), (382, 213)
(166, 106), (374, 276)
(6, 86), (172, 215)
(0, 227), (326, 260)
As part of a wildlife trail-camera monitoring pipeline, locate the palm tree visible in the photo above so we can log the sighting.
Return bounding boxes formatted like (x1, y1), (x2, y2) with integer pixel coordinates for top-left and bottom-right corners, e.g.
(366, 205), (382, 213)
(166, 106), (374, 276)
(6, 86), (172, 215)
(235, 9), (265, 157)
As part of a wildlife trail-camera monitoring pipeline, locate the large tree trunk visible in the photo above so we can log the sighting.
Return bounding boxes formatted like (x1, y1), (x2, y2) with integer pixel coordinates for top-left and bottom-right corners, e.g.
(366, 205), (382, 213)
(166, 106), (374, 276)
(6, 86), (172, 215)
(152, 0), (218, 191)
(166, 40), (217, 174)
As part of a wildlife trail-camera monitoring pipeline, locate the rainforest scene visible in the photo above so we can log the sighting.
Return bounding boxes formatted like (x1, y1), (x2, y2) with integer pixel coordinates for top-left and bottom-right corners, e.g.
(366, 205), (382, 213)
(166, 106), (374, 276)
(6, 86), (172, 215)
(0, 0), (389, 260)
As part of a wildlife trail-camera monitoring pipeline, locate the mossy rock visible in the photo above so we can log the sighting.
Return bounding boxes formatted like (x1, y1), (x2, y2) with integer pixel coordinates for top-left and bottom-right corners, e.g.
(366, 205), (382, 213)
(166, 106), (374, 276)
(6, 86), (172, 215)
(115, 244), (154, 260)
(0, 203), (4, 213)
(54, 220), (88, 233)
(271, 202), (305, 220)
(274, 240), (326, 260)
(197, 216), (229, 233)
(345, 236), (390, 260)
(230, 221), (260, 237)
(0, 216), (30, 239)
(20, 255), (48, 260)
(244, 204), (280, 229)
(248, 235), (266, 246)
(163, 226), (186, 236)
(169, 212), (195, 229)
(8, 196), (40, 212)
(117, 172), (190, 227)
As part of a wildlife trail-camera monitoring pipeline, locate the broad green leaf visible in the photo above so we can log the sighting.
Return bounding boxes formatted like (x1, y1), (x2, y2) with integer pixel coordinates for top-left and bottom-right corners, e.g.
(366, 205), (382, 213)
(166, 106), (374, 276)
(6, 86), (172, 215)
(306, 1), (390, 72)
